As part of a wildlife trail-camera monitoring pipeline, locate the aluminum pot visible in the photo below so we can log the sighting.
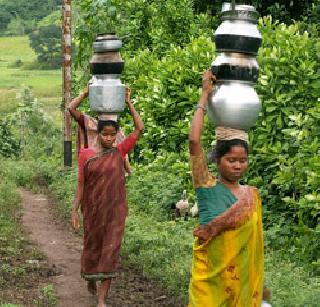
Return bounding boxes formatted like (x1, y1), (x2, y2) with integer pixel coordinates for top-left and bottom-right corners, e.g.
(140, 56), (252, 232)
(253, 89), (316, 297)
(211, 52), (259, 83)
(89, 75), (125, 113)
(215, 3), (262, 55)
(207, 81), (261, 130)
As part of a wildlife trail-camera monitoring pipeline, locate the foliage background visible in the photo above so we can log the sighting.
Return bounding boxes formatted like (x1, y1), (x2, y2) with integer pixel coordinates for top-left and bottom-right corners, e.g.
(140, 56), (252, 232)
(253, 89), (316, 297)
(0, 0), (319, 305)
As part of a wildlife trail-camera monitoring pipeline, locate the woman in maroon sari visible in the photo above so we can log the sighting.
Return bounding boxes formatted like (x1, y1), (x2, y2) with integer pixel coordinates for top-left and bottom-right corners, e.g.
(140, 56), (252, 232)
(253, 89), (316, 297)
(71, 88), (144, 307)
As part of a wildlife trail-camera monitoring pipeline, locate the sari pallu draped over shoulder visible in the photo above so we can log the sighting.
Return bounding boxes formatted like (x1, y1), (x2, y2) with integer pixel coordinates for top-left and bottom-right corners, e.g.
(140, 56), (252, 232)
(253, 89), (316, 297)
(188, 187), (264, 307)
(80, 148), (127, 281)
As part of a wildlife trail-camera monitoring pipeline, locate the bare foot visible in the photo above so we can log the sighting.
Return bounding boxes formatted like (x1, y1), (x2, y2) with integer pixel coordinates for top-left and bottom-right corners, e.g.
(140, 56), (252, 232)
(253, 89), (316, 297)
(87, 280), (97, 295)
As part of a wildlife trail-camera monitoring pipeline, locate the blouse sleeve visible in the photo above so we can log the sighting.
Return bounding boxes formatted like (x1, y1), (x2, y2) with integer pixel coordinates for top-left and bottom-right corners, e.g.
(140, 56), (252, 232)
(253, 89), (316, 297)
(190, 149), (216, 189)
(117, 133), (138, 159)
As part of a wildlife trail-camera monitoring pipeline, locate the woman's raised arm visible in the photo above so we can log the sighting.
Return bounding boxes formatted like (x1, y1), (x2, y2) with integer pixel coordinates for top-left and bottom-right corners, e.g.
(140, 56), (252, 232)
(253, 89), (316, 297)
(189, 70), (216, 156)
(125, 87), (144, 139)
(68, 85), (89, 122)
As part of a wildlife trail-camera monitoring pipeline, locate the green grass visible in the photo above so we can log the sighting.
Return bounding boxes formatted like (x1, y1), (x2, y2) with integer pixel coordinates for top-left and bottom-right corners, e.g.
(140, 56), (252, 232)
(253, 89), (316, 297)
(0, 36), (61, 123)
(265, 250), (320, 306)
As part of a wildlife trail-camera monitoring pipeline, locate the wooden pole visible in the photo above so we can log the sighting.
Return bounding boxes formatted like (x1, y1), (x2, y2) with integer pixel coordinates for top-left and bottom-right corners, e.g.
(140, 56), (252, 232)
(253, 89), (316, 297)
(62, 0), (72, 167)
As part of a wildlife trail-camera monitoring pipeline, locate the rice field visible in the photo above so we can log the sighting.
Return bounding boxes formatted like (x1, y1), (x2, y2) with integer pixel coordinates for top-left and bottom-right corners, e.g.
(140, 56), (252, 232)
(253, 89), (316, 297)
(0, 36), (62, 124)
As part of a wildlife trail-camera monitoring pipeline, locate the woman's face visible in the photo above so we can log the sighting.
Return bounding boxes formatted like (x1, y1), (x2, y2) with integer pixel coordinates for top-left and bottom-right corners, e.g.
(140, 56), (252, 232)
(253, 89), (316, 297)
(217, 145), (248, 184)
(99, 125), (117, 148)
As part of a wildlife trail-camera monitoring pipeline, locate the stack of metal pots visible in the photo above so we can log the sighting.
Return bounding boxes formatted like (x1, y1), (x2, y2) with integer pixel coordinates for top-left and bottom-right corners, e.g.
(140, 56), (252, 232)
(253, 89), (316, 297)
(207, 2), (262, 130)
(89, 33), (125, 120)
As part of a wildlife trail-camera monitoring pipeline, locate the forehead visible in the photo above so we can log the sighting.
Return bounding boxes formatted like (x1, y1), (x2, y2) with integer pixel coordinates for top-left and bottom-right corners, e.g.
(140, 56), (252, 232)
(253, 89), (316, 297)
(224, 145), (248, 157)
(100, 125), (116, 133)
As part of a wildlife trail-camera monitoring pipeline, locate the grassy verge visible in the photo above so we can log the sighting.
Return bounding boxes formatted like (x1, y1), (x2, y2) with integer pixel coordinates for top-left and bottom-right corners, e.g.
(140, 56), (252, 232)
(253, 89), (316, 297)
(0, 175), (58, 305)
(1, 157), (319, 306)
(0, 36), (61, 123)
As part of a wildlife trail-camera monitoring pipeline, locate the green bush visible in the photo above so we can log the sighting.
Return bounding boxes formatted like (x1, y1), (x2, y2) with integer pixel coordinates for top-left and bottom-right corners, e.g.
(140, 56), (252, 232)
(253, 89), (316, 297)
(128, 151), (193, 220)
(74, 0), (212, 72)
(0, 119), (20, 158)
(244, 17), (320, 268)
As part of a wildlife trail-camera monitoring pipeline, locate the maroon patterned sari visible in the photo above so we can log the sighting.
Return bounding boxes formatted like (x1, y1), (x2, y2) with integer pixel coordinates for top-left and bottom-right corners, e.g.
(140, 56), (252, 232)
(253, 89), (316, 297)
(80, 148), (127, 281)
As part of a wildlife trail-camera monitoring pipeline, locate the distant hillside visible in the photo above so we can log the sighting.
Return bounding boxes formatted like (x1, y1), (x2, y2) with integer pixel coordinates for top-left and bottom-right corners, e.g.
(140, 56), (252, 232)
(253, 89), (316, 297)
(0, 0), (60, 34)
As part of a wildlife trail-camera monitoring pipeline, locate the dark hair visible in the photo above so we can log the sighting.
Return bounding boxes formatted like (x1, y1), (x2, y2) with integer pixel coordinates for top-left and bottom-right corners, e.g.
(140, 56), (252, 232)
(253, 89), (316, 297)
(97, 120), (119, 133)
(209, 139), (249, 162)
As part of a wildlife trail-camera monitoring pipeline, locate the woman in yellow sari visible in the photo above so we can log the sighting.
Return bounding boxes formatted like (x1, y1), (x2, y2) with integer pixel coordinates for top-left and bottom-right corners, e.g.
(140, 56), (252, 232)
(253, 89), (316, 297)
(188, 70), (265, 307)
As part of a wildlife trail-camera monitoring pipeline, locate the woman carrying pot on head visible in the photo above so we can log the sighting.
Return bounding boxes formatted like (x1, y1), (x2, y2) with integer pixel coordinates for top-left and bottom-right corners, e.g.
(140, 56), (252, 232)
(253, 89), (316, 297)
(68, 84), (133, 174)
(71, 91), (144, 307)
(188, 70), (267, 306)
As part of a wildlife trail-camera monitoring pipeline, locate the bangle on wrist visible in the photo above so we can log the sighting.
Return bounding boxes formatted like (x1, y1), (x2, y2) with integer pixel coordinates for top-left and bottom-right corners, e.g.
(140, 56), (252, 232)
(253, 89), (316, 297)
(195, 104), (206, 112)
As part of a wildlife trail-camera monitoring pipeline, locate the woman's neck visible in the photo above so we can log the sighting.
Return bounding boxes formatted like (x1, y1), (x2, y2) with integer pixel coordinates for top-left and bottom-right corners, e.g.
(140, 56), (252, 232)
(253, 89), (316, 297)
(219, 178), (240, 190)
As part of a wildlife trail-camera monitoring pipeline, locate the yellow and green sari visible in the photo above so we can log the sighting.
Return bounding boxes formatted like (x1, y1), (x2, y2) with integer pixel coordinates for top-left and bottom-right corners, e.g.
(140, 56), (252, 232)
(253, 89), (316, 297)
(189, 151), (264, 307)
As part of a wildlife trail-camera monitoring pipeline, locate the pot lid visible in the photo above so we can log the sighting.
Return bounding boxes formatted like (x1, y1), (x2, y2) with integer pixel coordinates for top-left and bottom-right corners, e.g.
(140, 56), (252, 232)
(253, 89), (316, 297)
(221, 2), (259, 22)
(96, 33), (117, 41)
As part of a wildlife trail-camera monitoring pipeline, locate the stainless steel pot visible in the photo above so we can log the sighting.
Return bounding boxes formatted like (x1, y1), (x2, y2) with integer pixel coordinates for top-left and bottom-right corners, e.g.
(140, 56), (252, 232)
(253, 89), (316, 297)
(89, 33), (125, 116)
(207, 81), (261, 130)
(89, 75), (125, 113)
(211, 52), (259, 83)
(215, 3), (262, 55)
(207, 2), (262, 131)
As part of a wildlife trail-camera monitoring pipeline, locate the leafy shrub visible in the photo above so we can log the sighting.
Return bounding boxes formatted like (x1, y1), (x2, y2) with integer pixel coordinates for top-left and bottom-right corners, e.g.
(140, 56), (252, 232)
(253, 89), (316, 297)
(128, 151), (192, 220)
(0, 119), (20, 158)
(74, 0), (212, 72)
(119, 36), (214, 162)
(11, 87), (61, 159)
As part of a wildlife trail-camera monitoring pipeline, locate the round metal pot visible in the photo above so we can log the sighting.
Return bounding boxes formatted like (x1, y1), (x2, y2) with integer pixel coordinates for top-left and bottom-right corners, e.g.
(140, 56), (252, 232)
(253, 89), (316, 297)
(89, 75), (125, 113)
(211, 52), (259, 83)
(215, 3), (262, 55)
(207, 81), (261, 130)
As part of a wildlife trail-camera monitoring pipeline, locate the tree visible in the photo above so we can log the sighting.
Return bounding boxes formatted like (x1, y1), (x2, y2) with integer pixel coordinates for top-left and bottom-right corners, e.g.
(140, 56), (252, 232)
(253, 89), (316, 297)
(0, 0), (60, 34)
(29, 24), (61, 69)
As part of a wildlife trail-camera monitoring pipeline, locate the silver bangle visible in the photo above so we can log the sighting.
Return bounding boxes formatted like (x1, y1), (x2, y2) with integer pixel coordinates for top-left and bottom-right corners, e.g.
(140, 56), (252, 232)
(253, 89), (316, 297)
(195, 104), (206, 112)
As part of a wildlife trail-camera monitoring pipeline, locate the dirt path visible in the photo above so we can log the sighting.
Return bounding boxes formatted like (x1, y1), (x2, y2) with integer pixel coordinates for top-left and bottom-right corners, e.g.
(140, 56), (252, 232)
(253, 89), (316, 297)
(21, 189), (183, 307)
